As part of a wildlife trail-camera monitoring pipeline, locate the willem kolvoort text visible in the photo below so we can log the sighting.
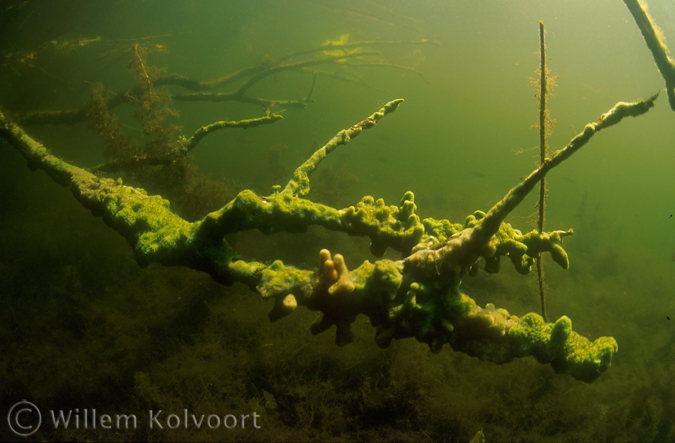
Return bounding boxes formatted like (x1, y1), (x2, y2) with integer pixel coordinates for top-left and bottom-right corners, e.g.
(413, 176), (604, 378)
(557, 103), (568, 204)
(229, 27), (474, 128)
(50, 409), (262, 430)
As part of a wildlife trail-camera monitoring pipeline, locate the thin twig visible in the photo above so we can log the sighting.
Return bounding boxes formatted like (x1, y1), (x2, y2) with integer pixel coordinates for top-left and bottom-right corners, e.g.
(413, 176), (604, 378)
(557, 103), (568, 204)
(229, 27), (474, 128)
(537, 20), (549, 322)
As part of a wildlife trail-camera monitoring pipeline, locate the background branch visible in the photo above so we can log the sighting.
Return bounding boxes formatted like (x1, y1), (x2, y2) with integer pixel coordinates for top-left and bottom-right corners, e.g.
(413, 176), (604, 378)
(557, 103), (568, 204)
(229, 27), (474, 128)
(624, 0), (675, 109)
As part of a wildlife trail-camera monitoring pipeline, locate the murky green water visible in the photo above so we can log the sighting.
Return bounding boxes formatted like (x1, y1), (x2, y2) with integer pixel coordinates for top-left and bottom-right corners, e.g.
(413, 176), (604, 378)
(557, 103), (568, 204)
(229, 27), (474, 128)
(2, 0), (675, 441)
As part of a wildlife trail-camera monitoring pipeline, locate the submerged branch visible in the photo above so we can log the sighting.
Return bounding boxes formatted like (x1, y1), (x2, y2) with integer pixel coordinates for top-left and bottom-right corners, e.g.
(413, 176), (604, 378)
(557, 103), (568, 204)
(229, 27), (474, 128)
(3, 92), (652, 382)
(624, 0), (675, 109)
(180, 113), (284, 153)
(88, 114), (284, 174)
(282, 98), (404, 197)
(157, 38), (438, 92)
(537, 20), (550, 322)
(473, 94), (658, 245)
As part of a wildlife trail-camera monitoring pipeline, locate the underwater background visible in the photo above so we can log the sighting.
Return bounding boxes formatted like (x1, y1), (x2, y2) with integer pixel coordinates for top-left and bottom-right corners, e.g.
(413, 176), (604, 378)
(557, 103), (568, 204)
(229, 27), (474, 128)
(1, 0), (675, 441)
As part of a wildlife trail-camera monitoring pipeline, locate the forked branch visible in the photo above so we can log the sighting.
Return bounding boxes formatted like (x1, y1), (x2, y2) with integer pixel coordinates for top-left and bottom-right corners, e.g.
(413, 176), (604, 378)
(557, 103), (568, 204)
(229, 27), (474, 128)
(0, 94), (657, 381)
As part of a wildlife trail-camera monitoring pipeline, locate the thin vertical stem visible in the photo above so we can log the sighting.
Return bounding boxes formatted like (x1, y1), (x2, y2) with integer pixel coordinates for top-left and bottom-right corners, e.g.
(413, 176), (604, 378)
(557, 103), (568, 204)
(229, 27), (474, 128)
(537, 20), (548, 322)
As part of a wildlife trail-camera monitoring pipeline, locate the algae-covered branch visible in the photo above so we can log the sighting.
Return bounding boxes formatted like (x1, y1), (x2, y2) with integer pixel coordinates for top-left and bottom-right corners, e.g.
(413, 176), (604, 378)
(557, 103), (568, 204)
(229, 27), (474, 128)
(2, 2), (672, 385)
(0, 91), (658, 381)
